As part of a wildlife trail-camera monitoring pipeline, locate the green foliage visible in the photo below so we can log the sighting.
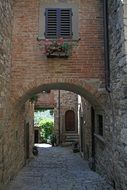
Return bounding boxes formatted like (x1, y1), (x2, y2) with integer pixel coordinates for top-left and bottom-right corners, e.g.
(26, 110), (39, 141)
(34, 110), (54, 125)
(39, 119), (54, 141)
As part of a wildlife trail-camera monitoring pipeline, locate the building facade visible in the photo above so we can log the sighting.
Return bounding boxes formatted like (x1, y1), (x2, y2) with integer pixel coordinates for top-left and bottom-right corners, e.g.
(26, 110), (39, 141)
(34, 90), (79, 144)
(0, 0), (127, 189)
(54, 90), (79, 144)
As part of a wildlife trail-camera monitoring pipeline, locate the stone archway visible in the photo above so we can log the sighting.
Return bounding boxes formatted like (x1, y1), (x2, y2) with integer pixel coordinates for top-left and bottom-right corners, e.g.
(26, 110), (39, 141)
(4, 79), (107, 184)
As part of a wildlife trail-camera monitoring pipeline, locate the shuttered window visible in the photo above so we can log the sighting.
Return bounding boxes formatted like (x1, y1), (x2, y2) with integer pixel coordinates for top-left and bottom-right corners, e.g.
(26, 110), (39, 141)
(45, 8), (72, 39)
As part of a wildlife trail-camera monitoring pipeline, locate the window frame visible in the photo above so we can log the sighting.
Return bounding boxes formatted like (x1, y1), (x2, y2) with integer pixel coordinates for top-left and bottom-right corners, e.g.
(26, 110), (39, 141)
(45, 8), (73, 39)
(38, 2), (79, 40)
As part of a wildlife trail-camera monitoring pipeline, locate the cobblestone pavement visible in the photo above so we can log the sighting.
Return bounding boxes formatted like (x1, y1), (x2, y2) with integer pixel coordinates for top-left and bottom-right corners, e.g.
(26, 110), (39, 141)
(4, 145), (114, 190)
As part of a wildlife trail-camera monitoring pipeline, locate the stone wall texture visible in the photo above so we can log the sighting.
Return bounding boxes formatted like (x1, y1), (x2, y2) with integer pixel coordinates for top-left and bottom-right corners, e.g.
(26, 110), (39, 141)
(107, 0), (127, 189)
(24, 101), (34, 159)
(80, 98), (92, 161)
(35, 90), (78, 144)
(79, 1), (127, 183)
(0, 0), (13, 184)
(54, 90), (78, 143)
(88, 1), (127, 189)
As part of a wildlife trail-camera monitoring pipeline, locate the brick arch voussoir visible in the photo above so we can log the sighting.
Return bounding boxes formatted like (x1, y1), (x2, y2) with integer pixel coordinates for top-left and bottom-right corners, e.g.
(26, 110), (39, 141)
(15, 77), (104, 109)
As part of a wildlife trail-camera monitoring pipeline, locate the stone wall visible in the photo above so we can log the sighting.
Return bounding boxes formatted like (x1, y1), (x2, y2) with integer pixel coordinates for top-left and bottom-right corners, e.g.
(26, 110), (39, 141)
(2, 100), (34, 184)
(24, 101), (34, 158)
(80, 98), (92, 160)
(79, 96), (116, 187)
(86, 1), (127, 189)
(34, 90), (78, 144)
(54, 90), (78, 143)
(0, 0), (13, 184)
(107, 0), (127, 189)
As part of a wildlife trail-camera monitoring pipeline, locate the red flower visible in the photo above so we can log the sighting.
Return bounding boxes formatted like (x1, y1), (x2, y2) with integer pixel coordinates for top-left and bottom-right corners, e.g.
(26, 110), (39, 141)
(44, 39), (52, 46)
(57, 37), (64, 45)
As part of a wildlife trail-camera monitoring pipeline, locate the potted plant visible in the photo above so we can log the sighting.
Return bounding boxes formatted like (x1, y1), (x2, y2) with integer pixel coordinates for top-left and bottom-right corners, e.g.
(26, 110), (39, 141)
(38, 37), (79, 58)
(40, 38), (72, 58)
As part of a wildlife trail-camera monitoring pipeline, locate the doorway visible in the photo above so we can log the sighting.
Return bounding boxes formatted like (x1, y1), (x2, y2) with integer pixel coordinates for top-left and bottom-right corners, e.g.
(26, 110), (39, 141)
(25, 122), (29, 160)
(80, 116), (84, 153)
(65, 110), (75, 132)
(34, 130), (39, 143)
(91, 107), (96, 170)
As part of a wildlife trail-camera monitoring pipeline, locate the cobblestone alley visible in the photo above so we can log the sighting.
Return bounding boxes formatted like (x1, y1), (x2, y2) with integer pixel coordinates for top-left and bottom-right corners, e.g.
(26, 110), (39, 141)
(4, 145), (114, 190)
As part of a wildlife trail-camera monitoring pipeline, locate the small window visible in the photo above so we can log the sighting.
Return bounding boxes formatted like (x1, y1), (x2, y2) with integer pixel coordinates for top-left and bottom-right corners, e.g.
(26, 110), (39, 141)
(97, 115), (103, 136)
(45, 8), (72, 39)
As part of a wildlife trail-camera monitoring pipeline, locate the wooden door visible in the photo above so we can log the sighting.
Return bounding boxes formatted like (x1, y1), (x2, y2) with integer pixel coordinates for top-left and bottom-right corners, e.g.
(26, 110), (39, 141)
(65, 110), (75, 131)
(34, 130), (39, 143)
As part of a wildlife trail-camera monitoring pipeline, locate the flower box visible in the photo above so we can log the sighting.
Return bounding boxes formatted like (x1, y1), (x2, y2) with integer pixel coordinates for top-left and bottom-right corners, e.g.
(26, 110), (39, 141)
(43, 38), (71, 58)
(38, 37), (79, 58)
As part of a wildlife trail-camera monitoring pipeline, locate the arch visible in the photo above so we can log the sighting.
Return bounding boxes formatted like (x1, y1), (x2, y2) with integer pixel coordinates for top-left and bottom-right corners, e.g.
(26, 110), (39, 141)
(12, 78), (106, 111)
(65, 110), (75, 132)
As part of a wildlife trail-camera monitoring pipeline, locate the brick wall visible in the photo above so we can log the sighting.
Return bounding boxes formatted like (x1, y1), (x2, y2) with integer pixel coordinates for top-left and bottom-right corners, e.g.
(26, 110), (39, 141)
(2, 0), (106, 185)
(35, 92), (55, 108)
(11, 0), (105, 104)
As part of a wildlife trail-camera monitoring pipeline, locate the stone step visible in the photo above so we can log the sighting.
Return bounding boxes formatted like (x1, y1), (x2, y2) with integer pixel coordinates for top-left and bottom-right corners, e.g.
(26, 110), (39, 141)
(65, 133), (79, 136)
(64, 133), (79, 143)
(66, 139), (79, 143)
(66, 135), (79, 139)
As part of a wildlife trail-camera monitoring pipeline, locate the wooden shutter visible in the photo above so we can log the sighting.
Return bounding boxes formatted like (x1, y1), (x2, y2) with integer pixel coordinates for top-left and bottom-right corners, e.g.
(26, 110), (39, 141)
(45, 9), (58, 38)
(45, 8), (72, 39)
(60, 9), (72, 38)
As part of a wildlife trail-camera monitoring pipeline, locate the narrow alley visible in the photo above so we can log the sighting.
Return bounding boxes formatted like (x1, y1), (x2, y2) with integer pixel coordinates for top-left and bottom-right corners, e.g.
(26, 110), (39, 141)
(4, 145), (113, 190)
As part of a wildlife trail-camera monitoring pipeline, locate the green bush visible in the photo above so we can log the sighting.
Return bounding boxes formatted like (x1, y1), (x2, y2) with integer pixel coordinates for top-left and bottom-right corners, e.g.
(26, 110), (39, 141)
(39, 119), (54, 141)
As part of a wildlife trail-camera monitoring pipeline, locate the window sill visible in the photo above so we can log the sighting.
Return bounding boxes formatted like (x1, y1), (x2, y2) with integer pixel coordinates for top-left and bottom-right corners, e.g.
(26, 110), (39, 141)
(94, 133), (105, 145)
(37, 36), (80, 42)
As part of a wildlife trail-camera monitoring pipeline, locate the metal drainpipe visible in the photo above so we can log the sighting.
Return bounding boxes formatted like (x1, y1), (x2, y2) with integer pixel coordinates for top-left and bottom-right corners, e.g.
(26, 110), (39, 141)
(103, 0), (111, 92)
(58, 90), (61, 145)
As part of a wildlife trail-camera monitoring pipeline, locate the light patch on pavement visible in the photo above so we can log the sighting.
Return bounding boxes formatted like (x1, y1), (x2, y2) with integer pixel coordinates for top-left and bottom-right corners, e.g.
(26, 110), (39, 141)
(34, 143), (52, 148)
